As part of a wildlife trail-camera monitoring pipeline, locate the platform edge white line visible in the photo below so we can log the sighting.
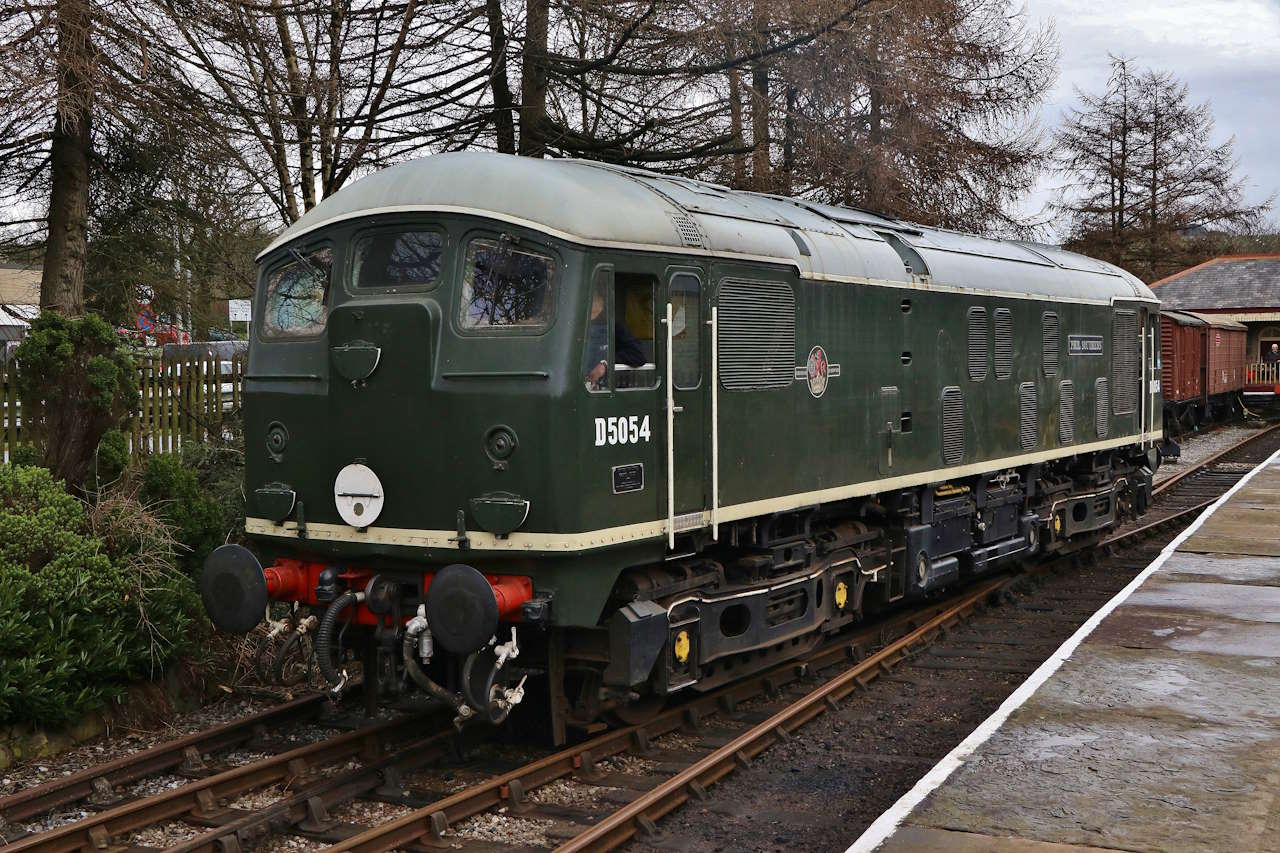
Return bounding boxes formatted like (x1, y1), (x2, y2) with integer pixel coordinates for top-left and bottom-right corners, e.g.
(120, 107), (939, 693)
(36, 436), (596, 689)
(845, 445), (1280, 853)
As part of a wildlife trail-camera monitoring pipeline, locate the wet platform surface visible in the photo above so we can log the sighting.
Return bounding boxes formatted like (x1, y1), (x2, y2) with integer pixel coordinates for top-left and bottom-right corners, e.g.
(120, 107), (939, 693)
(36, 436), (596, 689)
(859, 456), (1280, 853)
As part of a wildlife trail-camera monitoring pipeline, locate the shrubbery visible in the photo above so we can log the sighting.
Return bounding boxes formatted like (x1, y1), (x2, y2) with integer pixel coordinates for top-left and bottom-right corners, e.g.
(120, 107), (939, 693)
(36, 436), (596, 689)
(0, 466), (202, 727)
(16, 313), (138, 492)
(138, 428), (244, 576)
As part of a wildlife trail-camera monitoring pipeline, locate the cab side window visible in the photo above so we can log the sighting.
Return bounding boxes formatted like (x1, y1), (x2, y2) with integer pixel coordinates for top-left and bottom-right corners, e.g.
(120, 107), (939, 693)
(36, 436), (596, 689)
(459, 237), (555, 331)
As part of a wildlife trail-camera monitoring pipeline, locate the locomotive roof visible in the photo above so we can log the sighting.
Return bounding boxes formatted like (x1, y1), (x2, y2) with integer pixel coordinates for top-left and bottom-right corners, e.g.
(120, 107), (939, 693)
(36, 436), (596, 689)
(261, 151), (1156, 305)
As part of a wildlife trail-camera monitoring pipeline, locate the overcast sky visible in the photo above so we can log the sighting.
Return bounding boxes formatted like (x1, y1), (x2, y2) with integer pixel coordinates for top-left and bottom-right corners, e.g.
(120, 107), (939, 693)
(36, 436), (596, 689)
(1020, 0), (1280, 239)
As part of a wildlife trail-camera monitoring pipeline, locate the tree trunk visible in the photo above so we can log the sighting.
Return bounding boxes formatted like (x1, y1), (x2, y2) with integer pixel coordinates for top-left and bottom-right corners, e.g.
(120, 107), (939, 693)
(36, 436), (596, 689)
(779, 84), (797, 196)
(486, 0), (517, 154)
(518, 0), (549, 157)
(749, 1), (770, 191)
(41, 0), (93, 318)
(728, 68), (746, 187)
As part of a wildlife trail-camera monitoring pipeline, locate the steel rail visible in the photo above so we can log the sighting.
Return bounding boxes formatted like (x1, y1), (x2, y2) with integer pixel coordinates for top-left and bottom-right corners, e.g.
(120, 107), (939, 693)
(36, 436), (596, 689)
(2, 711), (435, 853)
(0, 693), (328, 824)
(551, 425), (1280, 852)
(1151, 421), (1280, 496)
(551, 578), (1006, 853)
(319, 594), (976, 853)
(13, 425), (1278, 852)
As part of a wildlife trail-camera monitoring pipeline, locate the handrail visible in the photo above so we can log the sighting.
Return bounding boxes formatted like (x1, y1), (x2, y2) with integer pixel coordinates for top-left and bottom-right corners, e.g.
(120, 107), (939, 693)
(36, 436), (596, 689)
(1247, 361), (1280, 384)
(664, 302), (675, 549)
(710, 306), (719, 541)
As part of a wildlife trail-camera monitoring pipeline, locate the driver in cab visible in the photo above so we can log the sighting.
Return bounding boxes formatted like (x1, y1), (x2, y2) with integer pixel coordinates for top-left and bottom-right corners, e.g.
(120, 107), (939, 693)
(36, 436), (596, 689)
(586, 289), (646, 388)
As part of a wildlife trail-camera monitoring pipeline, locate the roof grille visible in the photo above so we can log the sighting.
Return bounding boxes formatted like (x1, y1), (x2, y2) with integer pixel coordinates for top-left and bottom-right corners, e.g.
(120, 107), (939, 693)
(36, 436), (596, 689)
(1095, 378), (1110, 437)
(941, 386), (964, 464)
(1113, 311), (1139, 415)
(994, 308), (1013, 379)
(1042, 312), (1059, 377)
(968, 307), (988, 381)
(1059, 380), (1075, 445)
(671, 212), (705, 248)
(718, 279), (796, 391)
(1019, 382), (1038, 450)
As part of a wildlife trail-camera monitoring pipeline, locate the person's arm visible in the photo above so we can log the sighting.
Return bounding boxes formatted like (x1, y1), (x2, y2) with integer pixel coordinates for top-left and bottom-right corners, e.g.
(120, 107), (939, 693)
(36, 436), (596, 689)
(614, 322), (648, 367)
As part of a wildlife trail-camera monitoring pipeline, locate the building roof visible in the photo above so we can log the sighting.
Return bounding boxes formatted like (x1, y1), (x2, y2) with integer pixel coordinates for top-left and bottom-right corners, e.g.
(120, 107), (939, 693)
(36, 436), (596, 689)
(1150, 255), (1280, 310)
(261, 151), (1155, 305)
(1162, 309), (1248, 330)
(0, 264), (40, 306)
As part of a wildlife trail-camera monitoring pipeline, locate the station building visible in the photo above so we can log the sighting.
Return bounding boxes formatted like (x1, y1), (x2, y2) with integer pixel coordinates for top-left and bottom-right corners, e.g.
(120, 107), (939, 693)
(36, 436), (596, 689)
(1150, 254), (1280, 389)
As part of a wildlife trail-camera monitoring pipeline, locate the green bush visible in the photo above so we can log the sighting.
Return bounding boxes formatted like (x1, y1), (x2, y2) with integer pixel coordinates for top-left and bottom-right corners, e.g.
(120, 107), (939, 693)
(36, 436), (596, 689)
(0, 466), (202, 727)
(15, 313), (137, 492)
(95, 428), (130, 488)
(138, 438), (243, 575)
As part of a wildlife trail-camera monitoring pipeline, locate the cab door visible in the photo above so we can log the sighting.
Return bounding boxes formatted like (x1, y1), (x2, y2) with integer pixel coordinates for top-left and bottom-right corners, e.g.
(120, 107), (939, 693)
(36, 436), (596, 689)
(662, 267), (710, 547)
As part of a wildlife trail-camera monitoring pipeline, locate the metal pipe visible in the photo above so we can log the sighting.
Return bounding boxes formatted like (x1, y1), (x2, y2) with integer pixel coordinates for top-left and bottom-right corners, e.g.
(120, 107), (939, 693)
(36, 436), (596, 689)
(315, 590), (364, 689)
(402, 606), (470, 716)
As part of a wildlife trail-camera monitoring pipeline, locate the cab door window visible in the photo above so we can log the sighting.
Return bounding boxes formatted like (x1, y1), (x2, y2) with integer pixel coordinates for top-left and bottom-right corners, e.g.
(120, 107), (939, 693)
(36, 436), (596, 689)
(584, 269), (658, 392)
(670, 272), (702, 389)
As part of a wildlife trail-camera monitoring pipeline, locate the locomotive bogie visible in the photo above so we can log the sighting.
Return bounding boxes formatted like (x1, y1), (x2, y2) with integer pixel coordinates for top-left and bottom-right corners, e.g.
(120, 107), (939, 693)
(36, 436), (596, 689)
(202, 152), (1162, 739)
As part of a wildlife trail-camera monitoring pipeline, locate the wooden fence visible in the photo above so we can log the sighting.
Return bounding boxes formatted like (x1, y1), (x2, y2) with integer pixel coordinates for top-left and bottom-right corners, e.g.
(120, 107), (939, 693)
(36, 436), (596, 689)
(0, 352), (247, 462)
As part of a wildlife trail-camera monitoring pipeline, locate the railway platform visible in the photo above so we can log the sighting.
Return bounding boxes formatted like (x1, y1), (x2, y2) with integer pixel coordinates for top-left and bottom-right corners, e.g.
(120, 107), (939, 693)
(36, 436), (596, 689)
(852, 447), (1280, 853)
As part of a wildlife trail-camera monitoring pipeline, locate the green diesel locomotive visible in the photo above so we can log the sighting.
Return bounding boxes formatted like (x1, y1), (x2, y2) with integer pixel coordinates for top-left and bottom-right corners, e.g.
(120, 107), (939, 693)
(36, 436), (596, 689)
(201, 151), (1162, 740)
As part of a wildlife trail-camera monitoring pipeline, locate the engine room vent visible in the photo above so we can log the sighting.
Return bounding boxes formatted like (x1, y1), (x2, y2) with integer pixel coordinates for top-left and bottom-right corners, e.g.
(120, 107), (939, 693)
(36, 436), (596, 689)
(1112, 310), (1139, 415)
(994, 308), (1013, 380)
(967, 307), (988, 381)
(1095, 377), (1110, 437)
(1059, 380), (1075, 445)
(1018, 382), (1037, 450)
(941, 386), (964, 464)
(1042, 312), (1060, 377)
(670, 212), (706, 248)
(718, 279), (796, 391)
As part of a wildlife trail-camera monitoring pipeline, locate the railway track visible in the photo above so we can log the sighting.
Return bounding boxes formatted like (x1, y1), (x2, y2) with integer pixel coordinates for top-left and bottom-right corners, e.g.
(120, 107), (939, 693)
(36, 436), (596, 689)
(5, 422), (1278, 853)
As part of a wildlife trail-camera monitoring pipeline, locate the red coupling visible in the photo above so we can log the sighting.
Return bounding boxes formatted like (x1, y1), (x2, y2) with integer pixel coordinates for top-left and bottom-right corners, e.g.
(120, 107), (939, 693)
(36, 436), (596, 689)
(488, 574), (534, 619)
(264, 559), (309, 601)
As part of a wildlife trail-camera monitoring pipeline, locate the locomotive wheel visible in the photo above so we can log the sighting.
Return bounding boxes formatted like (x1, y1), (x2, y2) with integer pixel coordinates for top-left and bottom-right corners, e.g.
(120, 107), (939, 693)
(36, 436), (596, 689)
(608, 695), (665, 727)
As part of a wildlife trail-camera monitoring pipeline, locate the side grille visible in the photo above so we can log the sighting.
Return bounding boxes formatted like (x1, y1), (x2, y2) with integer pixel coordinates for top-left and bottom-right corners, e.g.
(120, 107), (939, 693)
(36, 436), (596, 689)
(968, 307), (988, 381)
(994, 308), (1013, 379)
(1042, 312), (1059, 377)
(1019, 382), (1037, 450)
(1095, 377), (1110, 437)
(1112, 310), (1139, 415)
(718, 279), (796, 391)
(941, 386), (964, 464)
(1059, 380), (1075, 445)
(670, 212), (705, 248)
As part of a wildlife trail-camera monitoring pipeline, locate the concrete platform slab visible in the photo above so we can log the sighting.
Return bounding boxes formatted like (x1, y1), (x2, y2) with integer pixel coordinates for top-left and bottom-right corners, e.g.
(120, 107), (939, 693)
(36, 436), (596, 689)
(854, 452), (1280, 853)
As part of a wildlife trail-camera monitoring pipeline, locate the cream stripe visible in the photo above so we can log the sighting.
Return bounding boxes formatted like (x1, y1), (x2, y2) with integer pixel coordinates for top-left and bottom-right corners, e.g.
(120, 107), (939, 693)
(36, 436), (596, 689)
(246, 430), (1163, 552)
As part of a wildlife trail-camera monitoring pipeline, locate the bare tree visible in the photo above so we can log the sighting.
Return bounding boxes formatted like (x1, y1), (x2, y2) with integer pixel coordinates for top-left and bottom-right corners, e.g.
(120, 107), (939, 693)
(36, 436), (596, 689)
(1055, 56), (1272, 280)
(766, 0), (1056, 233)
(138, 0), (493, 225)
(0, 0), (123, 314)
